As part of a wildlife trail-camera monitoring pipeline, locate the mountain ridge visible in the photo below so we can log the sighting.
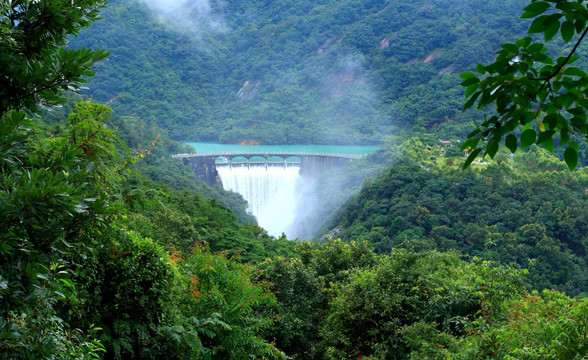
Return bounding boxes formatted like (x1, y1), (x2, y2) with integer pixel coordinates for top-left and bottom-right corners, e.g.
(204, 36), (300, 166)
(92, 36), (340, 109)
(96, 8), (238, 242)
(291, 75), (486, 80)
(71, 0), (529, 144)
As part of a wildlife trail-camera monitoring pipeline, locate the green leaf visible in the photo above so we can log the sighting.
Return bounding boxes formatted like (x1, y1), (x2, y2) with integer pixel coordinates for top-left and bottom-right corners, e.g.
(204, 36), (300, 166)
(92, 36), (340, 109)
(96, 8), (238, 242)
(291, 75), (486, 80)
(465, 83), (480, 98)
(567, 108), (586, 117)
(460, 137), (481, 151)
(467, 128), (481, 138)
(502, 43), (519, 53)
(569, 141), (579, 152)
(459, 72), (477, 80)
(543, 113), (558, 129)
(559, 93), (574, 109)
(575, 18), (586, 34)
(505, 134), (518, 153)
(555, 2), (576, 12)
(542, 136), (554, 153)
(461, 77), (480, 87)
(561, 21), (575, 43)
(527, 42), (546, 53)
(564, 147), (578, 170)
(476, 64), (485, 74)
(571, 117), (586, 130)
(521, 1), (550, 18)
(518, 36), (533, 48)
(464, 91), (481, 110)
(463, 148), (482, 170)
(487, 138), (499, 159)
(537, 130), (555, 145)
(567, 55), (580, 65)
(563, 67), (588, 78)
(528, 15), (551, 33)
(561, 128), (570, 146)
(521, 129), (537, 148)
(544, 19), (561, 41)
(533, 52), (554, 64)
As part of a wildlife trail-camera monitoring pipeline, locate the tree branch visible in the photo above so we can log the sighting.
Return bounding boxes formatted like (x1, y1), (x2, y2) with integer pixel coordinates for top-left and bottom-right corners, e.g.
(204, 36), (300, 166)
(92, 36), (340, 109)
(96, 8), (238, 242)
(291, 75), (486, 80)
(533, 25), (588, 93)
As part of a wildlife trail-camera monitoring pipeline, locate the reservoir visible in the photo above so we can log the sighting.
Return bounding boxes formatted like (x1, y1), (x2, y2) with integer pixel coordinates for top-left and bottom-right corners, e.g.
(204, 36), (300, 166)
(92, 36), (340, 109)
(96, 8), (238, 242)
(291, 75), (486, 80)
(184, 142), (379, 156)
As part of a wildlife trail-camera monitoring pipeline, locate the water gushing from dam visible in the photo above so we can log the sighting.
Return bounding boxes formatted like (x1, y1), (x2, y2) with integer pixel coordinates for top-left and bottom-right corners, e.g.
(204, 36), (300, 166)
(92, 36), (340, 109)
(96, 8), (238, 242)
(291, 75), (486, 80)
(176, 144), (379, 238)
(216, 164), (302, 238)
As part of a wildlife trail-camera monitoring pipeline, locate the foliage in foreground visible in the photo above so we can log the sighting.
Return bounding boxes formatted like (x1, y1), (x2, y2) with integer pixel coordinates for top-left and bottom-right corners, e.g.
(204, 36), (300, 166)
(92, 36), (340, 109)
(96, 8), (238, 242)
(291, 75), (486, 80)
(255, 239), (587, 360)
(2, 1), (587, 359)
(461, 0), (588, 170)
(456, 289), (587, 359)
(2, 102), (586, 360)
(0, 101), (290, 359)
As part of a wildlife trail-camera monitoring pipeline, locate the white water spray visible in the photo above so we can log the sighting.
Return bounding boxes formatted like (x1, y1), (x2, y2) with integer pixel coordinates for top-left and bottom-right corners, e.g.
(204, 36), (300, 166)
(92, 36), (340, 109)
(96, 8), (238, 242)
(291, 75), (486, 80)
(217, 164), (302, 238)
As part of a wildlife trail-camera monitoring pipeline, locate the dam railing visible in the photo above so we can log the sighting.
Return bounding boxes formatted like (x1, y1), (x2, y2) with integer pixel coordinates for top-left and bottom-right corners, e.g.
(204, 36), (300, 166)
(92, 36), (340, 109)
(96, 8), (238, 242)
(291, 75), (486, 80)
(171, 152), (364, 159)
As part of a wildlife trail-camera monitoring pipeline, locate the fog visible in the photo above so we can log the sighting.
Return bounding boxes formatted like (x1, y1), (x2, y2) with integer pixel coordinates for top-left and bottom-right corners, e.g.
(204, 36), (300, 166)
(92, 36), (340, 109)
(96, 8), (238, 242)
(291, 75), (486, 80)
(136, 0), (227, 36)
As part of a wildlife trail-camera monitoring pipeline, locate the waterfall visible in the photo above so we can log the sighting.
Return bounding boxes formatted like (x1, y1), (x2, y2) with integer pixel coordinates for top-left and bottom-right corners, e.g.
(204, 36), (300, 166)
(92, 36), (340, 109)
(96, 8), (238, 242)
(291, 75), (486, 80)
(216, 164), (302, 238)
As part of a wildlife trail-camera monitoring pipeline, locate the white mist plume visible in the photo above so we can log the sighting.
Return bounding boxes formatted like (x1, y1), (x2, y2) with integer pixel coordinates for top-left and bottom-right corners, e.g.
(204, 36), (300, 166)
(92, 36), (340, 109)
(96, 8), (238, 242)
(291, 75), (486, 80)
(137, 0), (227, 37)
(217, 165), (303, 238)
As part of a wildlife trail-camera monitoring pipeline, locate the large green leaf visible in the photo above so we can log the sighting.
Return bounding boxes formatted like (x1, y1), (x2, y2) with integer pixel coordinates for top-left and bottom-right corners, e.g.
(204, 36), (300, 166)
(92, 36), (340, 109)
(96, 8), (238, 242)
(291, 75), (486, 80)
(541, 136), (554, 153)
(465, 83), (480, 98)
(463, 92), (481, 109)
(521, 129), (537, 149)
(505, 134), (518, 153)
(460, 137), (481, 151)
(544, 19), (561, 41)
(561, 21), (575, 43)
(461, 77), (480, 87)
(462, 148), (482, 169)
(563, 67), (588, 78)
(486, 138), (499, 159)
(521, 1), (550, 18)
(564, 147), (578, 170)
(528, 15), (551, 33)
(459, 72), (477, 80)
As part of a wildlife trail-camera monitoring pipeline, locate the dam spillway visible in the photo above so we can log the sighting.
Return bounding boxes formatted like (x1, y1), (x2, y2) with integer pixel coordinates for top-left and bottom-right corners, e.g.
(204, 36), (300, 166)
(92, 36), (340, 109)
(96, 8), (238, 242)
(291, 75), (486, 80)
(174, 148), (377, 238)
(216, 164), (302, 237)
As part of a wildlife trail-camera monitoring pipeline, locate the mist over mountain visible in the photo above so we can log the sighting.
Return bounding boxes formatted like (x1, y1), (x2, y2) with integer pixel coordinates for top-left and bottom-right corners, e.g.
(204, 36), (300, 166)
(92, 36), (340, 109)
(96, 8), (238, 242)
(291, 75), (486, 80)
(72, 0), (528, 144)
(4, 1), (588, 358)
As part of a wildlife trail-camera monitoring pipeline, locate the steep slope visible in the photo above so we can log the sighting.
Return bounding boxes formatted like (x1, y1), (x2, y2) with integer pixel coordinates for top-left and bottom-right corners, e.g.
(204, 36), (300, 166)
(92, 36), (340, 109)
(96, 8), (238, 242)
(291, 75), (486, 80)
(327, 147), (588, 296)
(71, 0), (529, 144)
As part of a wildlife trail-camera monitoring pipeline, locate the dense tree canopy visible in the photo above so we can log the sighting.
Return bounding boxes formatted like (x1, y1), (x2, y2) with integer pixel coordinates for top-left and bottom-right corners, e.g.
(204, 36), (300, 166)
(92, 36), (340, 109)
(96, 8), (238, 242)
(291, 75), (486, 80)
(69, 0), (530, 144)
(1, 1), (587, 359)
(328, 142), (588, 296)
(0, 1), (292, 358)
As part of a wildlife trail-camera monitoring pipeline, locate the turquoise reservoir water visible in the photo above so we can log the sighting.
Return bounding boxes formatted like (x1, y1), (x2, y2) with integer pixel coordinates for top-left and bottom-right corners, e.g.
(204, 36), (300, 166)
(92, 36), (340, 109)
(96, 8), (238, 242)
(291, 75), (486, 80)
(183, 142), (379, 156)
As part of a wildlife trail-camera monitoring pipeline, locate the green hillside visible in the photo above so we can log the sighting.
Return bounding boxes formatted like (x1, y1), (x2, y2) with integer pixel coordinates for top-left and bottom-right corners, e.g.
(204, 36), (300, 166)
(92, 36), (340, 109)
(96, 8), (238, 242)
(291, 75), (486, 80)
(326, 141), (588, 296)
(71, 0), (529, 144)
(3, 1), (588, 359)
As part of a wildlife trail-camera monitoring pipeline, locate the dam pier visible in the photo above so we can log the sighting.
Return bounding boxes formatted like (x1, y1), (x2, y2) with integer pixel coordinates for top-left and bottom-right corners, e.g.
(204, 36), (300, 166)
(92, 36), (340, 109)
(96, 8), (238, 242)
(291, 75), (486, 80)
(173, 152), (360, 187)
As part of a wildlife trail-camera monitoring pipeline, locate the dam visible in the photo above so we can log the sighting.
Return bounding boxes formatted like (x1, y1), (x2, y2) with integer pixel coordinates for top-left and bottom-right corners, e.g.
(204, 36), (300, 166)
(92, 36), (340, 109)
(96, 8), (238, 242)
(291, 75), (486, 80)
(173, 151), (360, 187)
(173, 144), (378, 237)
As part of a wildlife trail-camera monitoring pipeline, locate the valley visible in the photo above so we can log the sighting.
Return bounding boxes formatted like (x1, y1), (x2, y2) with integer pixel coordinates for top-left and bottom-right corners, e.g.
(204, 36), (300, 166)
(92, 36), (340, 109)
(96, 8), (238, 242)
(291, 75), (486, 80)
(1, 0), (587, 359)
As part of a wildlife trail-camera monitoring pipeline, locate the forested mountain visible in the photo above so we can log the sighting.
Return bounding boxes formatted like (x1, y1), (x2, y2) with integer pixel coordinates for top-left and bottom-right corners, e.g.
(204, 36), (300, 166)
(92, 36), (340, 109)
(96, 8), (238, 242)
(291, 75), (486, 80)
(2, 1), (588, 359)
(71, 0), (529, 144)
(327, 141), (588, 296)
